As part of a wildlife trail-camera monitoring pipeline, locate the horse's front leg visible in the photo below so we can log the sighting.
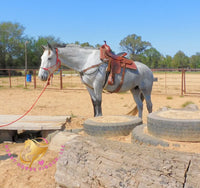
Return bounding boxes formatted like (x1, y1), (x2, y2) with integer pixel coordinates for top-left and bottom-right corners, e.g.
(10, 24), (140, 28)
(86, 86), (102, 117)
(83, 64), (107, 117)
(92, 98), (102, 117)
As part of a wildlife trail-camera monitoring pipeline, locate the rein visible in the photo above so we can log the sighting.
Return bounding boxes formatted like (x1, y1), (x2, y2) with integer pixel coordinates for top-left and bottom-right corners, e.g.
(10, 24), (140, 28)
(0, 49), (62, 127)
(0, 76), (51, 128)
(41, 49), (61, 74)
(0, 49), (63, 127)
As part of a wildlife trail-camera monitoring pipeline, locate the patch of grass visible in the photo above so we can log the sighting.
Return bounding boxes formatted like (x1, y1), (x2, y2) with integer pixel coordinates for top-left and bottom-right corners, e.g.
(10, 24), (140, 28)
(166, 96), (173, 100)
(16, 84), (24, 88)
(181, 101), (194, 108)
(70, 111), (77, 118)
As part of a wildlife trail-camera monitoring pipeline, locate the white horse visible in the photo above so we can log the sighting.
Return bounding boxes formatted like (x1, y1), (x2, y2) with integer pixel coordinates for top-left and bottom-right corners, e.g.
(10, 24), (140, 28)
(38, 43), (154, 118)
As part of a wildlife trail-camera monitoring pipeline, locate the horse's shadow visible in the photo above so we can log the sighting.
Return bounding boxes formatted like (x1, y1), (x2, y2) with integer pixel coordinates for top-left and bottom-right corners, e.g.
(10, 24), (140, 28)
(14, 130), (42, 143)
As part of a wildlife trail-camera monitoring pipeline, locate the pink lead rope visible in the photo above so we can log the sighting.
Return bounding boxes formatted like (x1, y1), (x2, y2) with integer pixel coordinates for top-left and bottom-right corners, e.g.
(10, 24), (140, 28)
(0, 49), (61, 128)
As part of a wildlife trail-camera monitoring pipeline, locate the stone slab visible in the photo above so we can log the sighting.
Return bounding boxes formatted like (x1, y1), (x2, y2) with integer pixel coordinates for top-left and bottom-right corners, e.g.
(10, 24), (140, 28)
(0, 115), (70, 130)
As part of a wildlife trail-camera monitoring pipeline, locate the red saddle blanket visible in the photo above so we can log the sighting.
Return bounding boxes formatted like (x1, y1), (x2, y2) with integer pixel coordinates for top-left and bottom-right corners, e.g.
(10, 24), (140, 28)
(100, 42), (137, 87)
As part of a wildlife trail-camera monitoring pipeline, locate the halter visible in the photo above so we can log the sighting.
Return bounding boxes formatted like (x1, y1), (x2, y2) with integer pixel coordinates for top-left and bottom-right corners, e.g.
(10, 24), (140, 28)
(40, 48), (61, 75)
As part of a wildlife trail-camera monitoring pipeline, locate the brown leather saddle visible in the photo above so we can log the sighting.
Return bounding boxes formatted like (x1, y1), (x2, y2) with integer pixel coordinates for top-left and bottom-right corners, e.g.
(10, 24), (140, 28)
(100, 41), (137, 92)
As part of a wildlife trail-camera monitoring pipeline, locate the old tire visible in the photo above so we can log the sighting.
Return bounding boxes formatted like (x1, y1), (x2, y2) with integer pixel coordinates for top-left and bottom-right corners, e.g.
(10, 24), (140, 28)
(147, 111), (200, 142)
(83, 115), (142, 137)
(132, 124), (169, 147)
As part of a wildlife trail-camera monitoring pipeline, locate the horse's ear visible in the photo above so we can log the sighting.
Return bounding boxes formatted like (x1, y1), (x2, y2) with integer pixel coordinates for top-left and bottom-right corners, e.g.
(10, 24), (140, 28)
(41, 45), (46, 51)
(47, 42), (53, 51)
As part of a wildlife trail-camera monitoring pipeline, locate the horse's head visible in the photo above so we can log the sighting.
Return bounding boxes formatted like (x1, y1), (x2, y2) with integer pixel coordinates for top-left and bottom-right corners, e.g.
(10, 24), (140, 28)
(38, 43), (58, 81)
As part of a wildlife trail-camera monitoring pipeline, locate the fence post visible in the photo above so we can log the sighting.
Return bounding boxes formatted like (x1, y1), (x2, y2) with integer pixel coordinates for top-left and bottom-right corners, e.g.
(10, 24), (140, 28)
(8, 70), (11, 88)
(60, 69), (63, 90)
(181, 69), (183, 96)
(33, 70), (36, 89)
(183, 69), (186, 94)
(165, 72), (166, 94)
(24, 70), (27, 88)
(181, 69), (186, 96)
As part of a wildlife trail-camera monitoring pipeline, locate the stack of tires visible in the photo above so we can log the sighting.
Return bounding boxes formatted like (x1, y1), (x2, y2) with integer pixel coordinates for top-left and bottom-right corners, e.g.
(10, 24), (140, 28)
(132, 106), (200, 146)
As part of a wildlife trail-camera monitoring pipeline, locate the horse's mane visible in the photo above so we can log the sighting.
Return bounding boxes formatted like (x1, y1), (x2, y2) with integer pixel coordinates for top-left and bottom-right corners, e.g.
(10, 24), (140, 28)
(48, 42), (98, 50)
(63, 43), (97, 50)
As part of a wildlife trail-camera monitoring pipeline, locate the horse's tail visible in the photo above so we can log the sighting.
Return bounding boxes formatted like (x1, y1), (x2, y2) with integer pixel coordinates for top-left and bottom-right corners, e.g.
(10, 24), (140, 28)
(126, 93), (144, 116)
(127, 105), (138, 116)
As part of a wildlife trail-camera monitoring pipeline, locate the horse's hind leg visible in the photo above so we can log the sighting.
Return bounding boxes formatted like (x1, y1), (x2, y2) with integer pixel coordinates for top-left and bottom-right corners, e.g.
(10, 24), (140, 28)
(131, 87), (144, 118)
(141, 88), (153, 114)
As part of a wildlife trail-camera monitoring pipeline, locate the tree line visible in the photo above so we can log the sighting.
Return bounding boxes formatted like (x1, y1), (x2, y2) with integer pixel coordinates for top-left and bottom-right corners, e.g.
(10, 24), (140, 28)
(0, 22), (200, 71)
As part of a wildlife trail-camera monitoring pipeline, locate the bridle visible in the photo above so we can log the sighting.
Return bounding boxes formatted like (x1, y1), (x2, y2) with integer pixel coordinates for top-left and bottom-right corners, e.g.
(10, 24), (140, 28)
(40, 48), (61, 75)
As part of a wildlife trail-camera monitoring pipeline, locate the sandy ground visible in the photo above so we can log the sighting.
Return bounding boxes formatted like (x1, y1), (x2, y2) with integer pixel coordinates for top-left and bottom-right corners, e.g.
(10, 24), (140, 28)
(0, 88), (200, 188)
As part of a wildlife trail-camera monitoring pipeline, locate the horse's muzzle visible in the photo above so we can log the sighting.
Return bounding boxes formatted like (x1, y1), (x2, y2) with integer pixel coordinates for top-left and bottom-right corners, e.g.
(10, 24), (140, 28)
(38, 69), (49, 81)
(39, 75), (48, 81)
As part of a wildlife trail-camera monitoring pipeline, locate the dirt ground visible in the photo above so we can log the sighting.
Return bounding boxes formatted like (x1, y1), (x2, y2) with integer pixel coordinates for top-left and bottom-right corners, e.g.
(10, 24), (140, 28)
(0, 87), (200, 188)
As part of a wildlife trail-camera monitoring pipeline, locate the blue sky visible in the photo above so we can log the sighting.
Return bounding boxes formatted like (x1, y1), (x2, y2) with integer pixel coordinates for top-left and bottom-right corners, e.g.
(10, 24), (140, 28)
(0, 0), (200, 56)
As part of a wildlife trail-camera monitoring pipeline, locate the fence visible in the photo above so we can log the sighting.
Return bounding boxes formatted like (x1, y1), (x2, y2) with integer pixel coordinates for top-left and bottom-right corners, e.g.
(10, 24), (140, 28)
(0, 69), (84, 90)
(1, 68), (200, 95)
(152, 69), (200, 95)
(181, 69), (200, 95)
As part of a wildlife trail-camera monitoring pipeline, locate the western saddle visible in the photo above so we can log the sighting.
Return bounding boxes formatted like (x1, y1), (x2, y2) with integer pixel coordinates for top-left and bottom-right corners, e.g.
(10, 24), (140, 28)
(100, 41), (137, 92)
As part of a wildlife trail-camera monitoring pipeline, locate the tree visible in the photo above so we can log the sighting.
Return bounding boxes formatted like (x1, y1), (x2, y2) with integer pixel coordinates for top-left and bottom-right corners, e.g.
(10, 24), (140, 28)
(80, 42), (94, 48)
(189, 52), (200, 69)
(172, 51), (189, 68)
(119, 34), (151, 61)
(0, 22), (25, 69)
(95, 44), (101, 49)
(75, 41), (80, 45)
(27, 36), (63, 69)
(140, 47), (162, 68)
(0, 21), (63, 70)
(163, 55), (173, 68)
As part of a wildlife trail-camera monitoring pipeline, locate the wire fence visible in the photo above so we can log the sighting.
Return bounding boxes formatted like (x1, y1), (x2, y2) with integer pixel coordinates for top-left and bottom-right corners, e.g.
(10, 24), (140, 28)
(1, 68), (200, 95)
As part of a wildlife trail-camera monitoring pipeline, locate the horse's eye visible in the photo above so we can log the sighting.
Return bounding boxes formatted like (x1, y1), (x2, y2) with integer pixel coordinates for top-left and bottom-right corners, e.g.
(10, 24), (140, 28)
(48, 57), (52, 60)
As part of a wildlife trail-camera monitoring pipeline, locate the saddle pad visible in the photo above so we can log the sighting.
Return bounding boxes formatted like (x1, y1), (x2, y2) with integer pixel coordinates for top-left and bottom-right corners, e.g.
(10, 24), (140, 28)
(126, 62), (137, 70)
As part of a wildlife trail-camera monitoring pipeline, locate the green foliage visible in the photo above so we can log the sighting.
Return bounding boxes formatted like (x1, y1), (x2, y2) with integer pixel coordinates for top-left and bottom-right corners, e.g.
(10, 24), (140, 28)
(172, 51), (189, 68)
(0, 22), (25, 69)
(26, 36), (62, 69)
(0, 21), (63, 69)
(95, 44), (101, 49)
(166, 96), (173, 100)
(140, 47), (162, 68)
(189, 53), (200, 68)
(161, 55), (173, 68)
(80, 42), (93, 48)
(119, 34), (152, 61)
(0, 22), (200, 70)
(181, 101), (194, 108)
